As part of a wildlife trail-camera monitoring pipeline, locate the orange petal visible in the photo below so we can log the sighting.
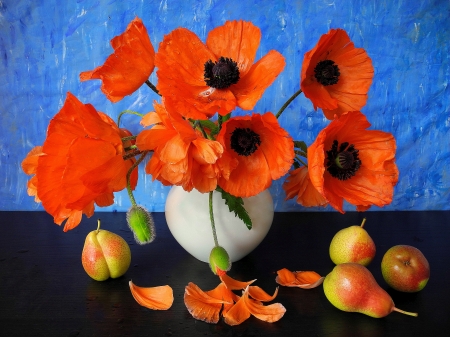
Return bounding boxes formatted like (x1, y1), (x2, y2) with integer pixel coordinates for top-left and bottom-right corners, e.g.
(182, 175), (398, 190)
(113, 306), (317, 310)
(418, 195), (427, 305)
(222, 290), (251, 326)
(219, 273), (256, 290)
(247, 286), (279, 302)
(244, 294), (286, 323)
(129, 280), (173, 310)
(184, 282), (228, 323)
(276, 269), (324, 289)
(224, 286), (286, 325)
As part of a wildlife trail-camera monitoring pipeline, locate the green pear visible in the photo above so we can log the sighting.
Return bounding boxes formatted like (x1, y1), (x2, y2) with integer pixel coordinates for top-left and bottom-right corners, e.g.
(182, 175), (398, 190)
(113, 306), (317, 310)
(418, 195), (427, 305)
(82, 220), (131, 281)
(329, 218), (376, 266)
(323, 263), (418, 318)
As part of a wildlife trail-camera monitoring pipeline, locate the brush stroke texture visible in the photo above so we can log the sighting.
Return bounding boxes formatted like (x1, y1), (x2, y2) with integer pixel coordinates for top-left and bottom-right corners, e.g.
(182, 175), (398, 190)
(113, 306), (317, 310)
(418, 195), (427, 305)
(0, 0), (448, 212)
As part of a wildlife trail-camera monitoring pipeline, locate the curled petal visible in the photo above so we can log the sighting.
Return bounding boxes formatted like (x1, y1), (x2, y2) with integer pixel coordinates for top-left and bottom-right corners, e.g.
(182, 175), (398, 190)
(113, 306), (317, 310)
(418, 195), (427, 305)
(248, 286), (279, 302)
(129, 280), (173, 310)
(223, 287), (285, 325)
(184, 282), (229, 323)
(276, 268), (324, 289)
(219, 273), (256, 290)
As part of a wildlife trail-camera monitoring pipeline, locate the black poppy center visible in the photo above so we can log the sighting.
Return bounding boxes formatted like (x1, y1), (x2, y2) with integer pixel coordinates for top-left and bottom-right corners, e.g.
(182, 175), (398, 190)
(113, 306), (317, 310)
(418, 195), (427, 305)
(326, 140), (361, 180)
(204, 57), (240, 89)
(230, 128), (261, 156)
(314, 60), (340, 86)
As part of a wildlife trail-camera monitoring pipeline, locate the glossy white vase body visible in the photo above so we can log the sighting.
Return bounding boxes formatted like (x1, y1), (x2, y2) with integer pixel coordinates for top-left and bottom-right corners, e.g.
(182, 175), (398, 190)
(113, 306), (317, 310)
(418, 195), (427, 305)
(164, 186), (274, 263)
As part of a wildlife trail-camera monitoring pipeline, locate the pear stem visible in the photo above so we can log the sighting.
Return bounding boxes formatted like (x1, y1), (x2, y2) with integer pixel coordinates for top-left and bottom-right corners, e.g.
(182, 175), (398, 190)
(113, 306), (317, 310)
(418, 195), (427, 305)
(360, 218), (367, 228)
(96, 219), (101, 233)
(393, 307), (418, 317)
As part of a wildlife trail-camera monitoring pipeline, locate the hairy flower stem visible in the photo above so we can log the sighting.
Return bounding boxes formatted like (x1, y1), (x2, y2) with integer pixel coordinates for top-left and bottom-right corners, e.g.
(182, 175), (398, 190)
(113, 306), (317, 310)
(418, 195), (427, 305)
(209, 191), (219, 247)
(117, 110), (144, 127)
(145, 80), (161, 96)
(275, 88), (303, 119)
(126, 151), (149, 206)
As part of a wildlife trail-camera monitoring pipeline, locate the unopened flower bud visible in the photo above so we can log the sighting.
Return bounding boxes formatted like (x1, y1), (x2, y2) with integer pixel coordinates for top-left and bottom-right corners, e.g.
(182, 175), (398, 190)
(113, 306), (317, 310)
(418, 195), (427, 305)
(126, 205), (155, 245)
(209, 246), (231, 275)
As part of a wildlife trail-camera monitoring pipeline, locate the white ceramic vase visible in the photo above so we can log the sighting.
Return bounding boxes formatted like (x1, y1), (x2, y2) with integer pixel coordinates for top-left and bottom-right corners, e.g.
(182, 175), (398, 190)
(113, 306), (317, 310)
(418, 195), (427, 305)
(164, 186), (274, 263)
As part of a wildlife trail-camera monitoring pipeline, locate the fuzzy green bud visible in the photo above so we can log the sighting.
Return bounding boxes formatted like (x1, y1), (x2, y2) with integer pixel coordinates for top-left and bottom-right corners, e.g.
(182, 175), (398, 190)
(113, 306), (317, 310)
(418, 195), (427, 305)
(209, 246), (231, 275)
(126, 205), (155, 245)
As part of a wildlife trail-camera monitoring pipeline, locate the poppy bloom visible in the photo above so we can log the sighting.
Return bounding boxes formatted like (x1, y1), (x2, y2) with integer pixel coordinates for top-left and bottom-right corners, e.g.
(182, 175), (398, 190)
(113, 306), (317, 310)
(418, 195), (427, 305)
(308, 111), (398, 213)
(283, 166), (328, 207)
(301, 29), (374, 120)
(135, 101), (223, 193)
(22, 92), (137, 231)
(216, 112), (294, 198)
(80, 17), (155, 103)
(155, 20), (286, 120)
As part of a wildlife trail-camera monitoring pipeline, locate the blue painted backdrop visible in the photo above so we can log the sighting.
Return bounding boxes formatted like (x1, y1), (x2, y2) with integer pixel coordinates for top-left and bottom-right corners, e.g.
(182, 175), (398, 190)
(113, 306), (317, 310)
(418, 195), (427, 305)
(1, 0), (449, 213)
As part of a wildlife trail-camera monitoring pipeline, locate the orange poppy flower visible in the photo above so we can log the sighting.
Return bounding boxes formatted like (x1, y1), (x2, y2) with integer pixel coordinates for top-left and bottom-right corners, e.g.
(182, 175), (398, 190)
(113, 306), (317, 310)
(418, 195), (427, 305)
(216, 112), (294, 198)
(22, 92), (137, 231)
(184, 274), (284, 325)
(80, 17), (155, 103)
(283, 166), (328, 207)
(308, 111), (398, 213)
(129, 280), (173, 310)
(136, 101), (223, 193)
(275, 268), (324, 289)
(301, 29), (374, 120)
(155, 20), (286, 120)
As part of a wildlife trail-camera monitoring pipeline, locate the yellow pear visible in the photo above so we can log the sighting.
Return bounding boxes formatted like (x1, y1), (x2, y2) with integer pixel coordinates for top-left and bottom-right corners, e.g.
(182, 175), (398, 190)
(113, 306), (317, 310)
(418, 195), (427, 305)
(323, 263), (417, 318)
(82, 220), (131, 281)
(329, 218), (376, 266)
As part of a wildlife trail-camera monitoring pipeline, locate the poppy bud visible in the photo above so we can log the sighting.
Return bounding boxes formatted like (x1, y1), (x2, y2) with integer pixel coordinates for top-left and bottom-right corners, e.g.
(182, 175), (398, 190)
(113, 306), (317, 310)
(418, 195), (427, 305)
(209, 246), (231, 275)
(126, 205), (155, 244)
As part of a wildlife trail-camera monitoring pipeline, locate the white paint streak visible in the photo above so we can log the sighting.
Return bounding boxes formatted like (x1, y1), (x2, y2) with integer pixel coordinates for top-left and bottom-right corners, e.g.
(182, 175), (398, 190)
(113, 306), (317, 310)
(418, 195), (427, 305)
(414, 23), (420, 43)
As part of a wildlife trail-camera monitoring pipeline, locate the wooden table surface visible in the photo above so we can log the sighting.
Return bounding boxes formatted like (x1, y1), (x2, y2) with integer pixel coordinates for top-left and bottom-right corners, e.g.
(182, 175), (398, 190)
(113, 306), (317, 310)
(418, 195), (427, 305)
(1, 211), (449, 336)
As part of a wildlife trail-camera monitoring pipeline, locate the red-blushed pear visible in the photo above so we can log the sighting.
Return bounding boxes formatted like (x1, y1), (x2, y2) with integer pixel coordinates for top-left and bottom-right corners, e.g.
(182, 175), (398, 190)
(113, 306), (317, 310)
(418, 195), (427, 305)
(329, 218), (376, 266)
(381, 245), (430, 292)
(323, 263), (418, 318)
(82, 220), (131, 281)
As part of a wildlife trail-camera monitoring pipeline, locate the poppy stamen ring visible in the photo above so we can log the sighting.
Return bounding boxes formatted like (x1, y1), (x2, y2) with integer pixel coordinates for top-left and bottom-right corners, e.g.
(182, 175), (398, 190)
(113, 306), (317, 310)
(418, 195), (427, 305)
(204, 57), (240, 89)
(326, 140), (361, 180)
(314, 59), (340, 86)
(230, 127), (261, 156)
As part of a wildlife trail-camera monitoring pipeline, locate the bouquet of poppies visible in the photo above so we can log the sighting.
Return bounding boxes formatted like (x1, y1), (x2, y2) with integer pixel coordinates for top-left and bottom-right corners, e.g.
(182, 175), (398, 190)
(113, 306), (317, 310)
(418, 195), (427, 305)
(22, 18), (398, 266)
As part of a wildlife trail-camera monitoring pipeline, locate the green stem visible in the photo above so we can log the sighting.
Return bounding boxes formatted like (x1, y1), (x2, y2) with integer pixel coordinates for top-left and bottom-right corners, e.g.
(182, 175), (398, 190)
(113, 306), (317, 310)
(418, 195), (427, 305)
(145, 80), (161, 96)
(295, 155), (308, 167)
(117, 110), (144, 127)
(275, 88), (303, 119)
(209, 191), (219, 247)
(126, 151), (149, 206)
(121, 135), (137, 142)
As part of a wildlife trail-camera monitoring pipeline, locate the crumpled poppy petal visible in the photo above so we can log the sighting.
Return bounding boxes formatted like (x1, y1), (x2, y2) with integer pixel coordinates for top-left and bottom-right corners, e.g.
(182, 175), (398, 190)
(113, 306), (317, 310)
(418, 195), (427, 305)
(244, 295), (286, 323)
(219, 273), (256, 290)
(205, 282), (238, 316)
(184, 282), (230, 323)
(222, 290), (251, 326)
(248, 286), (279, 302)
(129, 280), (173, 310)
(275, 268), (324, 289)
(223, 286), (285, 325)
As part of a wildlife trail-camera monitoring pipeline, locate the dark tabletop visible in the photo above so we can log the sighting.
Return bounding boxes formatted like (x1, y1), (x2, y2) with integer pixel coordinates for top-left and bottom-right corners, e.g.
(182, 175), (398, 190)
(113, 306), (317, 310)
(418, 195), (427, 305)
(1, 211), (449, 336)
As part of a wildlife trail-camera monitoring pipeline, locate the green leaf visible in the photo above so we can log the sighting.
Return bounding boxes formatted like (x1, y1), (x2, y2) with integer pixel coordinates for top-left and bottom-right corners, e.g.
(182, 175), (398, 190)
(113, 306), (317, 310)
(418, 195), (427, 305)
(199, 120), (219, 136)
(216, 187), (252, 230)
(294, 140), (308, 153)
